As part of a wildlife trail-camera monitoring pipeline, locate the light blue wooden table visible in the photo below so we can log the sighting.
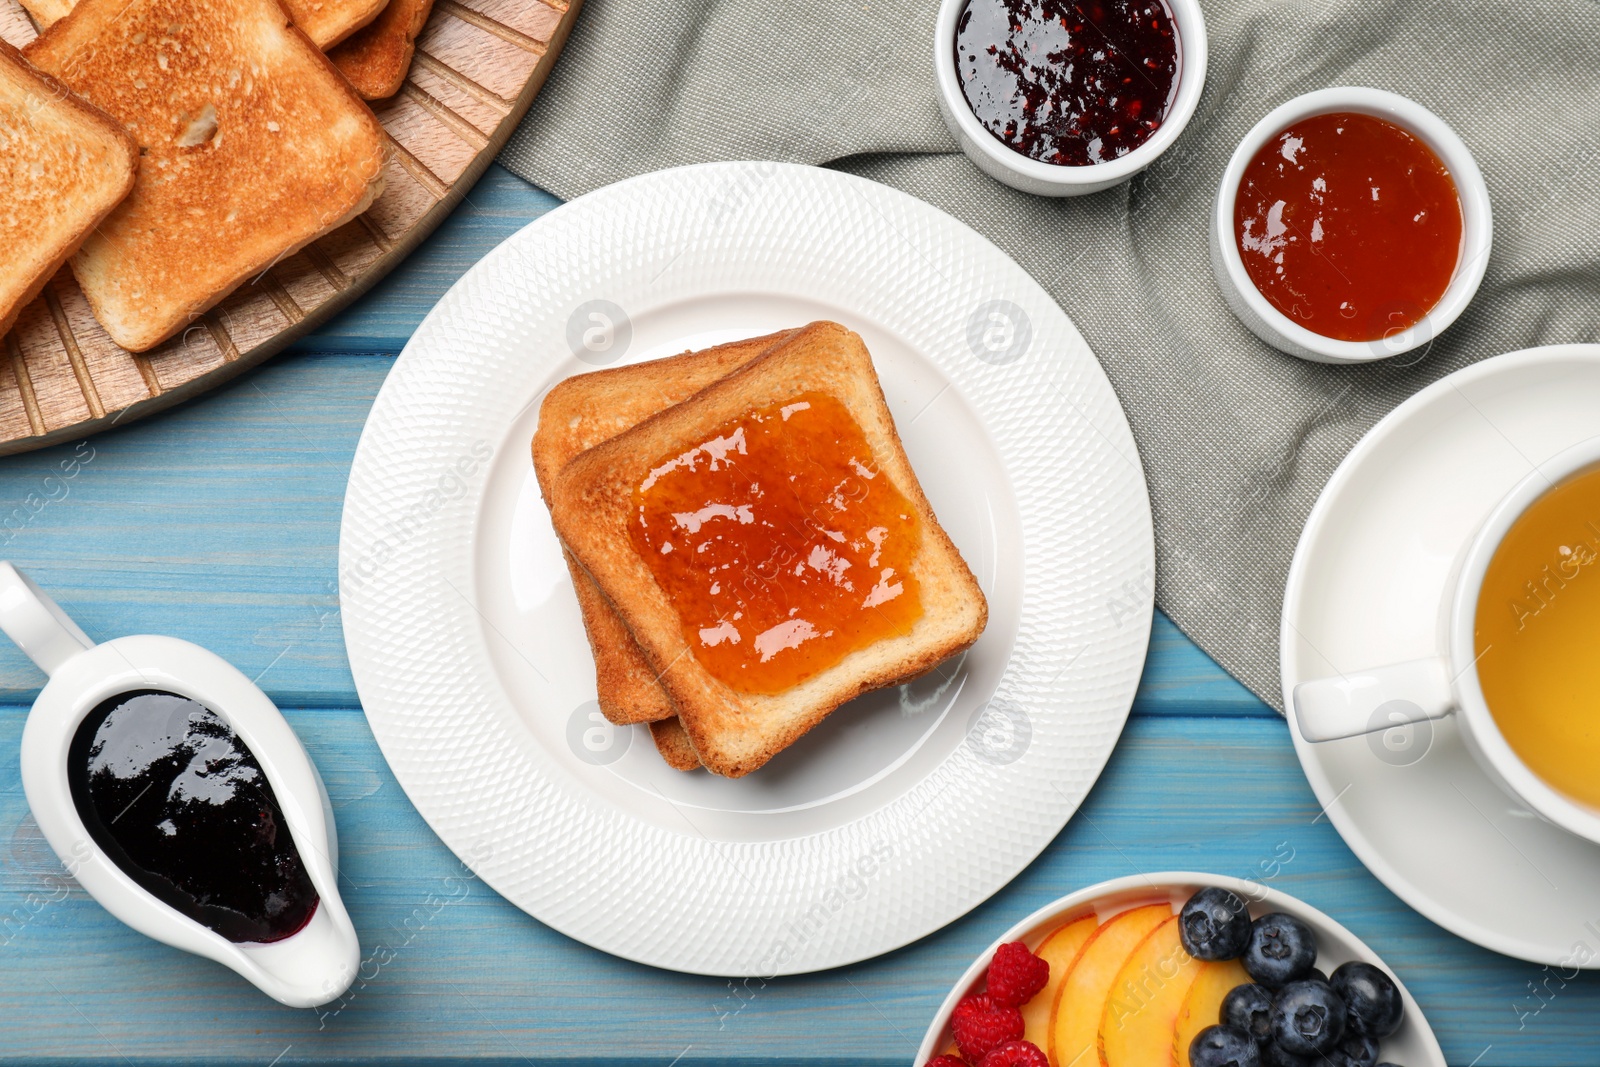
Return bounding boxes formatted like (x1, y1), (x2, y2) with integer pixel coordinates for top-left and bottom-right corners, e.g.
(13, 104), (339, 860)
(0, 166), (1593, 1066)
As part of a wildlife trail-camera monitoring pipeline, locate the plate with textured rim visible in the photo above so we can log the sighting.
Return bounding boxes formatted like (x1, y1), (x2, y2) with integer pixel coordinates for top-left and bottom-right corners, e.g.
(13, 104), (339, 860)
(339, 161), (1154, 975)
(1282, 344), (1600, 967)
(0, 0), (580, 455)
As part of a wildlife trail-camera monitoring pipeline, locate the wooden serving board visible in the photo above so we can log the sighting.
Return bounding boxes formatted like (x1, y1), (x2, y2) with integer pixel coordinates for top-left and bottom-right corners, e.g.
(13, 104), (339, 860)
(0, 0), (582, 455)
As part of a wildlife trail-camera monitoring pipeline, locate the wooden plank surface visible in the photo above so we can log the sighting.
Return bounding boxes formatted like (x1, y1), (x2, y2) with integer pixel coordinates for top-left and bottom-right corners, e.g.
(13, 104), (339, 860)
(1, 711), (1593, 1064)
(0, 166), (1592, 1064)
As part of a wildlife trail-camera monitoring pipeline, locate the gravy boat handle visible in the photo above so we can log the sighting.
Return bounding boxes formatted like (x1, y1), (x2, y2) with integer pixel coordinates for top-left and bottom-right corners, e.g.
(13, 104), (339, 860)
(1292, 657), (1455, 743)
(0, 562), (95, 677)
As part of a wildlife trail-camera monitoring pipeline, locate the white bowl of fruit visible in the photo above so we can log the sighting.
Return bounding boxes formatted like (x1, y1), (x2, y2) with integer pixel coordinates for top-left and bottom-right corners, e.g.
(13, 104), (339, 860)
(915, 872), (1444, 1067)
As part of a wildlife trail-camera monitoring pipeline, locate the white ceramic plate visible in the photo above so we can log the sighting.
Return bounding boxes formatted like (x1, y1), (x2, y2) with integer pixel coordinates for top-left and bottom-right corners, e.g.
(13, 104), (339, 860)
(916, 872), (1445, 1066)
(1282, 344), (1600, 967)
(339, 162), (1154, 975)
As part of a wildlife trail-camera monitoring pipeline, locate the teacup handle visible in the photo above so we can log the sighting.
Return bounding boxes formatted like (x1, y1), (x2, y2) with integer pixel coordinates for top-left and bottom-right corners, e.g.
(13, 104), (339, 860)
(1291, 657), (1456, 743)
(0, 562), (95, 677)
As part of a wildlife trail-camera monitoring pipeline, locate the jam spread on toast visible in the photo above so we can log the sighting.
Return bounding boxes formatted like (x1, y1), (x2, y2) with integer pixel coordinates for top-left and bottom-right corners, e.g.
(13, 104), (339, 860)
(630, 392), (924, 693)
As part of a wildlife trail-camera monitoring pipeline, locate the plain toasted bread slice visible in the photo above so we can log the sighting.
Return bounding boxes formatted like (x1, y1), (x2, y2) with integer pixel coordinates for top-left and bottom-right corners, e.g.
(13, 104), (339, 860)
(25, 0), (386, 352)
(0, 41), (136, 338)
(533, 332), (794, 772)
(283, 0), (389, 49)
(14, 0), (73, 30)
(18, 0), (385, 49)
(327, 0), (434, 99)
(648, 717), (702, 772)
(551, 322), (988, 778)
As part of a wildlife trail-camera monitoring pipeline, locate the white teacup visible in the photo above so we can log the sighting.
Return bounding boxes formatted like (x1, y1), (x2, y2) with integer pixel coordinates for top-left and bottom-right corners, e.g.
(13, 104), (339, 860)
(1293, 435), (1600, 846)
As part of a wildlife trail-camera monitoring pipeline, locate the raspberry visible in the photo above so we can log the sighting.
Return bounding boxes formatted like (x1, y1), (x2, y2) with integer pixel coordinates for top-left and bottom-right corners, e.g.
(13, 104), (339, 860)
(980, 1040), (1049, 1067)
(951, 994), (1024, 1064)
(926, 1057), (968, 1067)
(986, 942), (1050, 1008)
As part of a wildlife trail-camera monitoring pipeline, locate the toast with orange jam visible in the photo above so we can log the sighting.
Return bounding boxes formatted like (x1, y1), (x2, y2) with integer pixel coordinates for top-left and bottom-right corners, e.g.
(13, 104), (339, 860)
(534, 331), (796, 770)
(550, 321), (987, 778)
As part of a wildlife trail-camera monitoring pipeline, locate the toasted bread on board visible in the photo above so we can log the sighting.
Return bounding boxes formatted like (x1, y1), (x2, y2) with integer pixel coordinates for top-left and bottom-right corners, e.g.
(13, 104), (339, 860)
(327, 0), (434, 99)
(25, 0), (386, 352)
(550, 322), (988, 778)
(18, 0), (385, 49)
(282, 0), (389, 49)
(13, 0), (72, 31)
(0, 41), (136, 337)
(533, 331), (795, 772)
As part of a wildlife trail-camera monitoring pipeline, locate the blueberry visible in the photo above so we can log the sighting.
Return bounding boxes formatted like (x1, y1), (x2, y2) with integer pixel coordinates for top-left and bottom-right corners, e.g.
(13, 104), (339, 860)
(1243, 913), (1318, 988)
(1189, 1024), (1261, 1067)
(1271, 979), (1347, 1056)
(1260, 1043), (1316, 1067)
(1324, 1031), (1380, 1067)
(1181, 887), (1254, 961)
(1331, 961), (1405, 1038)
(1221, 983), (1275, 1044)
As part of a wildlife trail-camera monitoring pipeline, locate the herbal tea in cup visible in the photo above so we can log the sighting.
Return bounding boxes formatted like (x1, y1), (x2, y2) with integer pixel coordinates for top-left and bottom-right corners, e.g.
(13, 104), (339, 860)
(1473, 463), (1600, 808)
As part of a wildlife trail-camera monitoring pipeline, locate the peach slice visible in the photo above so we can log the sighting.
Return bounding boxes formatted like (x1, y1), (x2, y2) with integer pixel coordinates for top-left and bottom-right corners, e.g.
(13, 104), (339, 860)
(1099, 916), (1201, 1067)
(1023, 916), (1099, 1049)
(1048, 903), (1170, 1067)
(1173, 958), (1251, 1067)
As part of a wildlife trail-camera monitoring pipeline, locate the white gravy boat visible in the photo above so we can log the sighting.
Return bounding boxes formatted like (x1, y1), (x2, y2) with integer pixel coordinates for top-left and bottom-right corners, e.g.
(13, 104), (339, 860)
(0, 562), (359, 1007)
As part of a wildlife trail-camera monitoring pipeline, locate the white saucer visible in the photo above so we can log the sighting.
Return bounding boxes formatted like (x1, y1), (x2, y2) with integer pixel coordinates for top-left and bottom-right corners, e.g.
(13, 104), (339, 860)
(1281, 344), (1600, 967)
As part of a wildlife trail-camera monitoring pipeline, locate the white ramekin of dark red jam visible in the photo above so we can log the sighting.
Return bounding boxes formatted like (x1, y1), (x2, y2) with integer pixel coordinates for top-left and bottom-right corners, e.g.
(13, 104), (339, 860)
(1210, 87), (1493, 364)
(0, 562), (360, 1007)
(936, 0), (1208, 196)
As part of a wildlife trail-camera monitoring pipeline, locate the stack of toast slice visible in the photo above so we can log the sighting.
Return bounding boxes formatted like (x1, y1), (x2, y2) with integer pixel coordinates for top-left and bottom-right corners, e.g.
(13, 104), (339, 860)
(537, 321), (988, 778)
(5, 0), (459, 357)
(0, 40), (136, 337)
(533, 331), (797, 771)
(23, 0), (386, 352)
(21, 0), (432, 98)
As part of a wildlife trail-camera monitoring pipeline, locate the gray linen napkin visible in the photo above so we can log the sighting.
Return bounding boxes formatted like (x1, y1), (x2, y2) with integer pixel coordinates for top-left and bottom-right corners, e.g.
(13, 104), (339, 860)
(498, 0), (1600, 708)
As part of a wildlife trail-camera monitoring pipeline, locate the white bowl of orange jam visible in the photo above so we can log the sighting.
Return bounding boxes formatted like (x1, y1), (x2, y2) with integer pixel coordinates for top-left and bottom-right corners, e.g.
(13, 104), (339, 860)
(1210, 86), (1492, 364)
